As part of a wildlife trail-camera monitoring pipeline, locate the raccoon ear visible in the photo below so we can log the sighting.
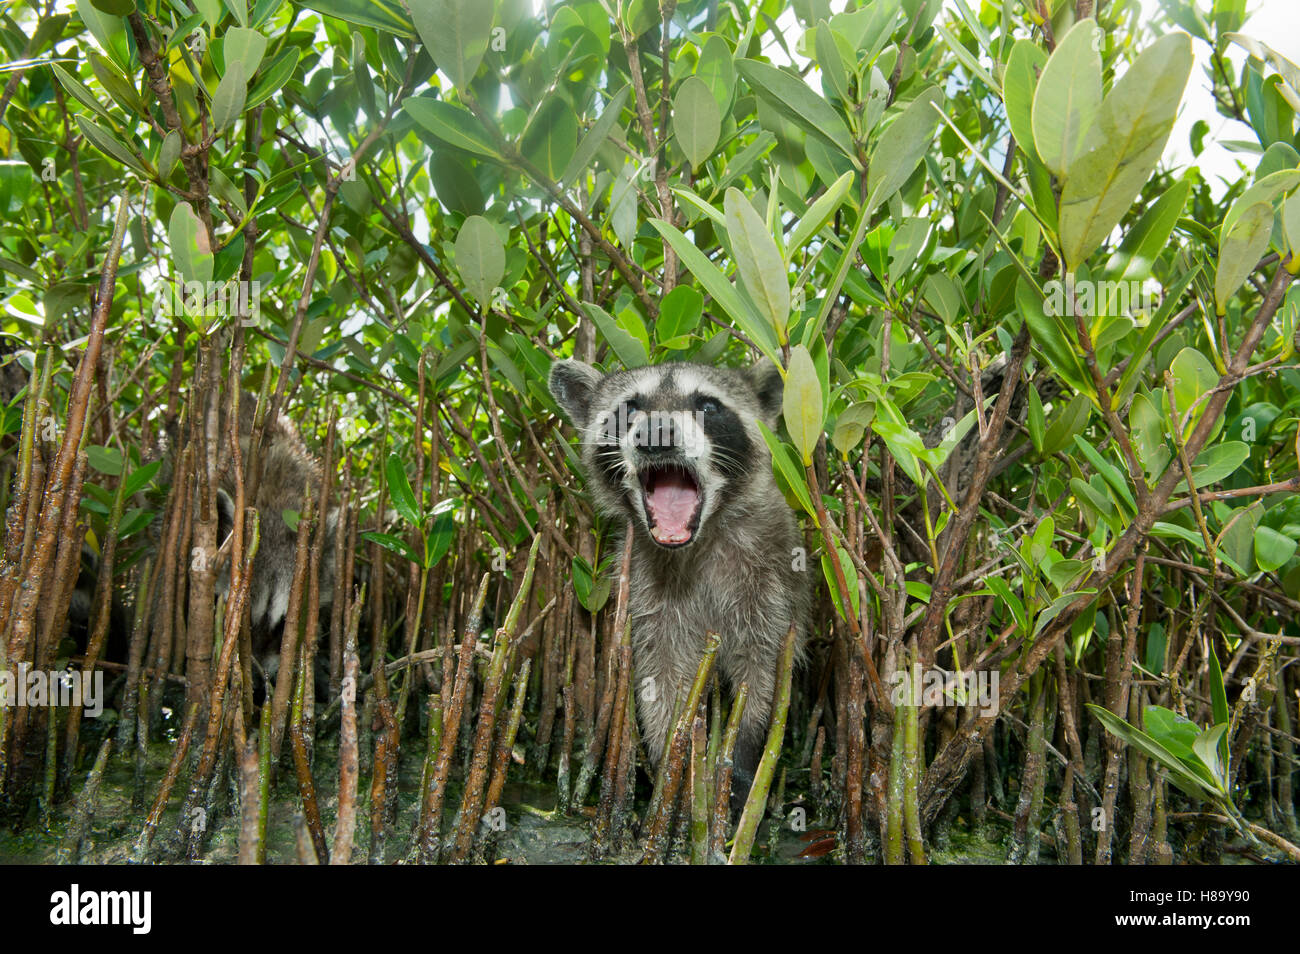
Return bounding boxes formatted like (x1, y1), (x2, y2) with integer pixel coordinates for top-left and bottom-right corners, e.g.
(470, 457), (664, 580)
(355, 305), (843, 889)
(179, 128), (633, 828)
(549, 359), (602, 427)
(746, 359), (784, 428)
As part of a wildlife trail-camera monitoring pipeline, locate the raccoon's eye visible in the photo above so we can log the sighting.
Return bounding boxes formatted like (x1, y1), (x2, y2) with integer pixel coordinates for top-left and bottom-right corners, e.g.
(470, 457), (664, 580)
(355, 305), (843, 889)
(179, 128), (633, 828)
(695, 396), (720, 414)
(622, 398), (640, 416)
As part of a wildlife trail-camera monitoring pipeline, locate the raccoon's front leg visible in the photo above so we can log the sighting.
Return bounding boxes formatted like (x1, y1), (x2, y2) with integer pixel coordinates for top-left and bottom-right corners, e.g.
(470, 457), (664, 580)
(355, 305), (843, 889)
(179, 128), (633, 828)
(634, 653), (696, 769)
(635, 668), (677, 768)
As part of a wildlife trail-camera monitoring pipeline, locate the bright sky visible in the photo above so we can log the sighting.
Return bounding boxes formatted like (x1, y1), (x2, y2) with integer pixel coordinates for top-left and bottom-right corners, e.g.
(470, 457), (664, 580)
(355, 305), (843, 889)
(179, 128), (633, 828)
(768, 0), (1300, 199)
(1151, 0), (1300, 196)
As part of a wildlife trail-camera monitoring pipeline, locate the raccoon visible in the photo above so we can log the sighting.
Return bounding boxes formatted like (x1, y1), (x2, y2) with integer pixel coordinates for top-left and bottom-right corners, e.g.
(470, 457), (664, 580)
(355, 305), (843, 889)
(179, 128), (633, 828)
(550, 358), (809, 803)
(152, 392), (339, 651)
(220, 396), (338, 637)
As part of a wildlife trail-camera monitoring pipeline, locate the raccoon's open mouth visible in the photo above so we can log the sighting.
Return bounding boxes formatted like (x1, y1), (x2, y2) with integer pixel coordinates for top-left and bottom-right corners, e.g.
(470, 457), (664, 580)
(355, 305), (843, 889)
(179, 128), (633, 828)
(639, 464), (702, 547)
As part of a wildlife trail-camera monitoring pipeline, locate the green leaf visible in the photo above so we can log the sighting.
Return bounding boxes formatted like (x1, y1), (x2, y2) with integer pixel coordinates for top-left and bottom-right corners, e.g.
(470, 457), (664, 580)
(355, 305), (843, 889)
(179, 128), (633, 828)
(1256, 526), (1298, 573)
(657, 285), (703, 344)
(1172, 441), (1250, 494)
(26, 14), (69, 57)
(865, 86), (944, 215)
(736, 58), (859, 164)
(361, 531), (422, 567)
(351, 31), (376, 120)
(830, 0), (900, 60)
(1285, 193), (1300, 258)
(425, 509), (456, 568)
(1225, 32), (1300, 104)
(455, 215), (505, 308)
(210, 166), (247, 219)
(814, 20), (849, 104)
(931, 19), (1000, 95)
(430, 152), (484, 216)
(1027, 383), (1046, 454)
(1168, 346), (1223, 443)
(88, 51), (145, 115)
(168, 201), (213, 285)
(1018, 278), (1092, 397)
(1087, 703), (1221, 800)
(724, 188), (789, 342)
(696, 34), (735, 111)
(193, 0), (222, 26)
(385, 453), (421, 527)
(522, 98), (578, 181)
(1034, 590), (1091, 638)
(831, 402), (874, 457)
(1192, 724), (1229, 792)
(210, 58), (247, 131)
(583, 304), (649, 368)
(924, 405), (980, 473)
(123, 460), (162, 498)
(1144, 705), (1200, 760)
(1113, 267), (1200, 407)
(570, 555), (611, 612)
(86, 445), (124, 476)
(51, 64), (115, 125)
(76, 0), (131, 72)
(117, 509), (154, 539)
(75, 116), (149, 177)
(887, 216), (929, 287)
(1104, 178), (1191, 282)
(246, 48), (300, 108)
(404, 97), (502, 159)
(1128, 390), (1171, 481)
(1073, 435), (1137, 516)
(561, 86), (629, 185)
(622, 0), (658, 38)
(756, 420), (818, 523)
(1151, 520), (1209, 548)
(158, 128), (182, 179)
(1003, 39), (1047, 163)
(1057, 31), (1193, 270)
(298, 0), (416, 37)
(783, 344), (822, 466)
(673, 76), (721, 172)
(1207, 647), (1229, 731)
(1070, 476), (1117, 528)
(985, 575), (1027, 633)
(801, 193), (874, 345)
(409, 0), (493, 91)
(788, 170), (854, 253)
(871, 417), (928, 489)
(1031, 18), (1102, 180)
(223, 26), (267, 75)
(649, 219), (780, 367)
(1224, 169), (1300, 244)
(923, 272), (962, 325)
(821, 546), (860, 622)
(1215, 202), (1274, 313)
(1047, 560), (1088, 595)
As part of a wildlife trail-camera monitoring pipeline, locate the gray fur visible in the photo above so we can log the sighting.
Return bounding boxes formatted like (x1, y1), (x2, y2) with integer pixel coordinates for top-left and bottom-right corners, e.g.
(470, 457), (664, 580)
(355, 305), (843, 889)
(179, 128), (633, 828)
(155, 393), (339, 639)
(224, 397), (337, 635)
(550, 358), (808, 800)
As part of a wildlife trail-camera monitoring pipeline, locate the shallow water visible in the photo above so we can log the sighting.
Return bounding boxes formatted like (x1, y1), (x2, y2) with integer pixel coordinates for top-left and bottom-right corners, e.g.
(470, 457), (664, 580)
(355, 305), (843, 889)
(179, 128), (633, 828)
(0, 718), (1022, 865)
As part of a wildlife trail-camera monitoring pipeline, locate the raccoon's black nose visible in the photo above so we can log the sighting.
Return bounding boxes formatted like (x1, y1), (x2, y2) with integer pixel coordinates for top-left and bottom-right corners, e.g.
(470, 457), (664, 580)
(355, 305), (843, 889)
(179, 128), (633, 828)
(637, 414), (679, 452)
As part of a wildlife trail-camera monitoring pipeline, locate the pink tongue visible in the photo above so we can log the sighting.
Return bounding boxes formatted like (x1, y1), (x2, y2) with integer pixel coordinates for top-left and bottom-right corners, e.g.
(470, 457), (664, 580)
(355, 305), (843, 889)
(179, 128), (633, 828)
(646, 473), (698, 544)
